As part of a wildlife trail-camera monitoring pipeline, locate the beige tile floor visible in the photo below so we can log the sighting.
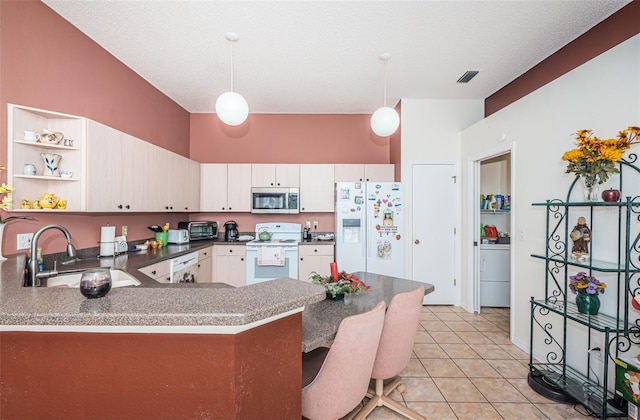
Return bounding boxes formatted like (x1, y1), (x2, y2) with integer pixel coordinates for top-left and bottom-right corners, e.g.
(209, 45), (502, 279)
(352, 305), (596, 420)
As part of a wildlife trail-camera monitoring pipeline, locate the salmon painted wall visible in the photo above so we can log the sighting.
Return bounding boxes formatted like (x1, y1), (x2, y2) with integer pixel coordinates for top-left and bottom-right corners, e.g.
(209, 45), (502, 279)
(190, 113), (392, 163)
(0, 1), (190, 256)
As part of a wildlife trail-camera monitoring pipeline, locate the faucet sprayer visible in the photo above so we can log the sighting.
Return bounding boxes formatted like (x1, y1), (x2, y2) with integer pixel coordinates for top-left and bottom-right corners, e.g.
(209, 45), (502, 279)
(24, 224), (77, 287)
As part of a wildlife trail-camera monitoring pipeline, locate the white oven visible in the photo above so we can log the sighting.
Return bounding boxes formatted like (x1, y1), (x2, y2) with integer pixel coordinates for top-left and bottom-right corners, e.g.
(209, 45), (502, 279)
(245, 222), (301, 285)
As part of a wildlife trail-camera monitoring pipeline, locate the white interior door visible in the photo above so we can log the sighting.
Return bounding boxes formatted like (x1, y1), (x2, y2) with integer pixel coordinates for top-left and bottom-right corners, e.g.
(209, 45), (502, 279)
(412, 163), (457, 304)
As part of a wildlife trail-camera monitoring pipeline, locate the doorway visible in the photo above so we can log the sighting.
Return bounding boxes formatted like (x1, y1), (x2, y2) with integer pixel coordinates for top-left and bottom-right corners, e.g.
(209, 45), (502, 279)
(468, 144), (515, 339)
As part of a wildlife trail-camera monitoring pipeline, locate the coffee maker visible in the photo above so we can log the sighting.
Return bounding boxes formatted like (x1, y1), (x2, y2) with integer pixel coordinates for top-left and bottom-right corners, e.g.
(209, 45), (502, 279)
(224, 220), (239, 241)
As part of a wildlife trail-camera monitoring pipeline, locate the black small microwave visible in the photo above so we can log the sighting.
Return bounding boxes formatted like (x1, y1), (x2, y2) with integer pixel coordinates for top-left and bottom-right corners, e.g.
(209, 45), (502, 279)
(251, 187), (299, 214)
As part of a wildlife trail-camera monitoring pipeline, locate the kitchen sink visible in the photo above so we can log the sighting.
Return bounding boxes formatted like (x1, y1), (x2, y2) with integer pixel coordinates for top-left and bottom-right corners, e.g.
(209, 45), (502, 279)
(47, 270), (141, 288)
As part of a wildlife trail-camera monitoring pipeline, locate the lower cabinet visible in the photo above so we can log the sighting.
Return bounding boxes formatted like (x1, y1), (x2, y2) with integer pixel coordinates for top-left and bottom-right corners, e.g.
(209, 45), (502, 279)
(138, 259), (171, 283)
(298, 244), (334, 281)
(214, 245), (246, 287)
(197, 246), (214, 283)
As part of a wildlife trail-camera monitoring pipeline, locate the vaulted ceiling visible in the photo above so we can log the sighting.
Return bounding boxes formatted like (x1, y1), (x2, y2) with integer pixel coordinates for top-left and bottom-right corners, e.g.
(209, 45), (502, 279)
(42, 0), (631, 114)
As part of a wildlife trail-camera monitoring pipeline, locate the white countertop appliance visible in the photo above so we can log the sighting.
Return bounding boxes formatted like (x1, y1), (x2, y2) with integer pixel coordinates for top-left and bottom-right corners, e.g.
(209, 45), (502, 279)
(335, 182), (404, 277)
(245, 222), (301, 285)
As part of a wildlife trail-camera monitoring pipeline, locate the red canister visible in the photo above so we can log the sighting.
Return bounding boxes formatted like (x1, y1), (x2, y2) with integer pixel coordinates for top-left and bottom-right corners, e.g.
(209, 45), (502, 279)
(330, 262), (339, 281)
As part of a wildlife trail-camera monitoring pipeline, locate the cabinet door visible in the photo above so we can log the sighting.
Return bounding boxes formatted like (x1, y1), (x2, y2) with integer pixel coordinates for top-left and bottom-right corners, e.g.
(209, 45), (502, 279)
(214, 245), (246, 287)
(197, 246), (214, 282)
(300, 164), (335, 212)
(200, 164), (228, 211)
(334, 164), (365, 182)
(275, 164), (300, 187)
(86, 122), (148, 212)
(138, 260), (171, 283)
(364, 164), (394, 182)
(165, 152), (199, 212)
(479, 247), (510, 281)
(227, 164), (252, 212)
(251, 164), (275, 187)
(184, 158), (201, 212)
(298, 244), (334, 281)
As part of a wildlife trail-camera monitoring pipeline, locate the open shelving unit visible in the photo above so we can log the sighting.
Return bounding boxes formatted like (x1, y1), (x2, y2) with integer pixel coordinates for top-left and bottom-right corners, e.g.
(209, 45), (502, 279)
(528, 157), (640, 418)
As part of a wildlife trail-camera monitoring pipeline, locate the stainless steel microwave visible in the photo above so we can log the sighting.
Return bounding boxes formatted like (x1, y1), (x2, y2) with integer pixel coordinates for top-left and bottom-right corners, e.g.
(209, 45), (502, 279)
(251, 187), (299, 214)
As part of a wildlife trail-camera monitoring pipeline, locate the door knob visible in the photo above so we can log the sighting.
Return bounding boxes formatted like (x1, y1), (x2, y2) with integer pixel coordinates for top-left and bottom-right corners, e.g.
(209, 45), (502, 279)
(414, 239), (420, 244)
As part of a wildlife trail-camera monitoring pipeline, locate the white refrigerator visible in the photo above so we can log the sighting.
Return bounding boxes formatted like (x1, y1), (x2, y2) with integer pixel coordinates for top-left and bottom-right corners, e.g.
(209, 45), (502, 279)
(335, 182), (404, 277)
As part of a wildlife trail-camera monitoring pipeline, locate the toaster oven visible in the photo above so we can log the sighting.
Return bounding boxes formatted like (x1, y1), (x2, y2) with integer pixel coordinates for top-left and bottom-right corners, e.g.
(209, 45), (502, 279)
(177, 221), (218, 241)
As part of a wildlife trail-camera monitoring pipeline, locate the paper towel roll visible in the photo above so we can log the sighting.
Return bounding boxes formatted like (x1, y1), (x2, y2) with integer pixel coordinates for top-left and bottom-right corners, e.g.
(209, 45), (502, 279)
(100, 226), (116, 257)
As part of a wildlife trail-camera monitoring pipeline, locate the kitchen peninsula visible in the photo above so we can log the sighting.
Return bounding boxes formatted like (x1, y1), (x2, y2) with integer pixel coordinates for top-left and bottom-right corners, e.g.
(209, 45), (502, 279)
(0, 249), (433, 419)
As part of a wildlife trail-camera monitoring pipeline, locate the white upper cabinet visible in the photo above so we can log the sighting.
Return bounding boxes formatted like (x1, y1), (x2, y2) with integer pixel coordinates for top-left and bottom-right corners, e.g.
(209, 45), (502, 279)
(200, 163), (251, 212)
(251, 164), (300, 187)
(7, 104), (86, 212)
(299, 164), (335, 212)
(334, 164), (394, 182)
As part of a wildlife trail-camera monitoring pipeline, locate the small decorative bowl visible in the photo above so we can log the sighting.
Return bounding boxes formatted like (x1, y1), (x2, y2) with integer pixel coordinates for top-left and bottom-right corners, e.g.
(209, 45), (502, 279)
(38, 132), (64, 145)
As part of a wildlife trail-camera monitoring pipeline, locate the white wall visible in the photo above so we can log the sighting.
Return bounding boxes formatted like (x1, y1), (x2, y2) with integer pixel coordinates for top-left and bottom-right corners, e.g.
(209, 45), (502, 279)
(460, 35), (640, 352)
(400, 99), (484, 291)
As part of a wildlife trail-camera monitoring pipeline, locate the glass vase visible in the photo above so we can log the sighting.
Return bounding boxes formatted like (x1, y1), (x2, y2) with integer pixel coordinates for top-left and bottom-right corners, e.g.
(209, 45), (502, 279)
(580, 174), (600, 202)
(575, 291), (600, 315)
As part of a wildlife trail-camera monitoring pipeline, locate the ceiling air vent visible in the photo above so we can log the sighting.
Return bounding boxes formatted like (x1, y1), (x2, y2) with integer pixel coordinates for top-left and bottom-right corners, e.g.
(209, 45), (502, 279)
(456, 70), (479, 83)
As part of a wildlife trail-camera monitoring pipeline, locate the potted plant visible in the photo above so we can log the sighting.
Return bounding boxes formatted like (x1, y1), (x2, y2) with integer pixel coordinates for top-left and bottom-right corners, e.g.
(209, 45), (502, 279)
(561, 126), (639, 201)
(310, 271), (371, 300)
(569, 271), (606, 315)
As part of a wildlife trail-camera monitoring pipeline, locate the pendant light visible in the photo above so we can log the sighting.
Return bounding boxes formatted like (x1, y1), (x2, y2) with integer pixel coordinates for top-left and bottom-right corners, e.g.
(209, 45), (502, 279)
(370, 53), (399, 137)
(215, 32), (249, 126)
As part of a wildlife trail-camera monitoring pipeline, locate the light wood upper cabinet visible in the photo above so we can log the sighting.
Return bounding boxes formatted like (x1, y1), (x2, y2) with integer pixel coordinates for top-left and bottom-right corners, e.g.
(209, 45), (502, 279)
(157, 149), (200, 212)
(200, 163), (251, 212)
(334, 164), (394, 182)
(227, 164), (252, 211)
(200, 164), (228, 211)
(251, 164), (300, 187)
(299, 164), (334, 212)
(86, 121), (149, 212)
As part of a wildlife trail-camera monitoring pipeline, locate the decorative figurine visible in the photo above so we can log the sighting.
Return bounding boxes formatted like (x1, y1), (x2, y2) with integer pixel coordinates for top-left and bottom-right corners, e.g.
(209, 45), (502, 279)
(570, 216), (591, 262)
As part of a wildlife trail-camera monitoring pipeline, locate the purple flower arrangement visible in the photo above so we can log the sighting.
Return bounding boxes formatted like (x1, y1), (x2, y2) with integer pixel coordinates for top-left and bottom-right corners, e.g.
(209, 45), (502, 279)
(569, 272), (606, 295)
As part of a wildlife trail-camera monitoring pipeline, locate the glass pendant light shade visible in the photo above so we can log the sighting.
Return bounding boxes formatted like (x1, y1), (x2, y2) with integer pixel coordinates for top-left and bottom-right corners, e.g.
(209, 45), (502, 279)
(370, 53), (398, 137)
(215, 91), (249, 126)
(370, 106), (399, 137)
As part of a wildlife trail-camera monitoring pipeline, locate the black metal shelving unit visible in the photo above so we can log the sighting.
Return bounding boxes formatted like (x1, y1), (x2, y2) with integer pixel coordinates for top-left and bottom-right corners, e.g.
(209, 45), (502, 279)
(528, 157), (640, 418)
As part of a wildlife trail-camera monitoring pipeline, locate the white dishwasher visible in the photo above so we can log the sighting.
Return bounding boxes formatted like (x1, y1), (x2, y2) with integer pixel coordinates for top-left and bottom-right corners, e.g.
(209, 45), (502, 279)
(169, 252), (199, 283)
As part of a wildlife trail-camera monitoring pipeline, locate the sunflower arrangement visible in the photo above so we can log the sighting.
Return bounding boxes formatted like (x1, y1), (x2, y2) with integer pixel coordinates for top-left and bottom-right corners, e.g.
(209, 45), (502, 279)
(561, 126), (640, 187)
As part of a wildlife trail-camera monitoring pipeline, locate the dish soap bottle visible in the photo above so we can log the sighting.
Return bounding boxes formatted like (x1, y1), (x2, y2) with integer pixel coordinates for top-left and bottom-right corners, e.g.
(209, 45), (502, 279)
(303, 227), (311, 242)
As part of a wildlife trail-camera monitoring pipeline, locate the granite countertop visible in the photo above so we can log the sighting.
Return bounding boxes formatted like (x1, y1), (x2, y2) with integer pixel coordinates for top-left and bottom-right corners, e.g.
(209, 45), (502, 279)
(301, 272), (434, 352)
(0, 240), (326, 330)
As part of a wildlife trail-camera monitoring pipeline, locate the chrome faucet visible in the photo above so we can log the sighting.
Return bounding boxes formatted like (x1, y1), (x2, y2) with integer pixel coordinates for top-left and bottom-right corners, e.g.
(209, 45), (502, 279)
(24, 224), (77, 287)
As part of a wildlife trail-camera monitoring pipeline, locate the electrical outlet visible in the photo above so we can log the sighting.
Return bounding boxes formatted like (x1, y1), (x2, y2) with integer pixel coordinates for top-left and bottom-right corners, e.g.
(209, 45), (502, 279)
(17, 233), (33, 250)
(122, 225), (128, 237)
(313, 221), (319, 230)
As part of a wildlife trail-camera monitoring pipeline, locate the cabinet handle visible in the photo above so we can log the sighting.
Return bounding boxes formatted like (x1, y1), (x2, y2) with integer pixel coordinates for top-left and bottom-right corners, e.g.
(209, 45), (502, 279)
(414, 239), (420, 244)
(151, 270), (156, 275)
(125, 205), (130, 209)
(241, 258), (244, 261)
(118, 204), (123, 209)
(184, 207), (188, 210)
(229, 207), (232, 210)
(222, 207), (226, 210)
(300, 257), (304, 261)
(229, 249), (233, 253)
